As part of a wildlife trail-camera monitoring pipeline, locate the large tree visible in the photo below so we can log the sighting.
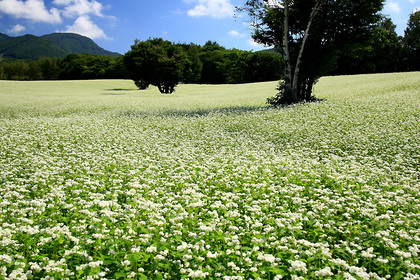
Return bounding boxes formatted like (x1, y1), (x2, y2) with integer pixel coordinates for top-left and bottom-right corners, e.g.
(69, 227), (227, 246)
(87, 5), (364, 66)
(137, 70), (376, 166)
(240, 0), (385, 104)
(124, 38), (187, 94)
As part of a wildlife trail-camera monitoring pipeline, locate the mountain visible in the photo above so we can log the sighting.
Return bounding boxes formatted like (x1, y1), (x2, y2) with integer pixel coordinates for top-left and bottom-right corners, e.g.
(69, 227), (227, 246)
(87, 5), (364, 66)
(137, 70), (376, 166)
(41, 33), (120, 57)
(0, 33), (11, 43)
(0, 32), (120, 60)
(0, 34), (68, 59)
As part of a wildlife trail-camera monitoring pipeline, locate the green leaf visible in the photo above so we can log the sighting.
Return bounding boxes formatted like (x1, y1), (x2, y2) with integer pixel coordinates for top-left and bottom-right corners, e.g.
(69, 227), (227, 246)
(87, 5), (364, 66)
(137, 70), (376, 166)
(77, 269), (84, 277)
(141, 254), (150, 262)
(269, 267), (286, 275)
(115, 271), (126, 279)
(127, 253), (141, 263)
(137, 226), (149, 234)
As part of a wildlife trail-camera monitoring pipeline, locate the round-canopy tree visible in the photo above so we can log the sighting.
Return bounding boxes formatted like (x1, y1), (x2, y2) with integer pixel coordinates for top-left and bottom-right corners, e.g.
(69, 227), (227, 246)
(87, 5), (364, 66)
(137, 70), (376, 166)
(240, 0), (385, 105)
(124, 38), (187, 94)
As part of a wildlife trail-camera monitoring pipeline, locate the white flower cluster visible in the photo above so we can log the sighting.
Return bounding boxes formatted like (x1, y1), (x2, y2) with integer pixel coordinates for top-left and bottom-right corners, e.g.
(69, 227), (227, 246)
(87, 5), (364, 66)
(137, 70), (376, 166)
(289, 260), (308, 274)
(0, 73), (419, 278)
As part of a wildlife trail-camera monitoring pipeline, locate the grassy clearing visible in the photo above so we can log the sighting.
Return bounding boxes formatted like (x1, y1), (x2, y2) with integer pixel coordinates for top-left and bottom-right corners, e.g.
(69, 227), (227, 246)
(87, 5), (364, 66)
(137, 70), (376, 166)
(0, 72), (419, 279)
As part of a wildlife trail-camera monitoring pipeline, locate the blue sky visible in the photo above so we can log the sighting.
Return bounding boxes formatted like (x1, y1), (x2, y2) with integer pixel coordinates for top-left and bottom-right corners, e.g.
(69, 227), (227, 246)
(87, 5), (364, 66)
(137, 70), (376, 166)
(0, 0), (419, 54)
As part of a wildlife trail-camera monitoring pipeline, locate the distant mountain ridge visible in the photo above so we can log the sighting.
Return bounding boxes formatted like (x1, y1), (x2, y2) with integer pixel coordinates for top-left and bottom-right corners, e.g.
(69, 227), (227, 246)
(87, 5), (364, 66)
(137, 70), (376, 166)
(0, 32), (120, 60)
(0, 33), (11, 43)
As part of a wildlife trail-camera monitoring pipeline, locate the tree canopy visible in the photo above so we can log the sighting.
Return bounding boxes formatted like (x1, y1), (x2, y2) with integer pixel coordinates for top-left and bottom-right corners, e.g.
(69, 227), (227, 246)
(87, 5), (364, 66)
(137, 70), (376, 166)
(124, 38), (187, 94)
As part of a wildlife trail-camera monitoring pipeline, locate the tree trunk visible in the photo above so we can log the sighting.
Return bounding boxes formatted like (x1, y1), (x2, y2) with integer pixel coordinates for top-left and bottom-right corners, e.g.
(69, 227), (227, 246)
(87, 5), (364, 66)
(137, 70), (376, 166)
(157, 81), (175, 94)
(282, 0), (297, 104)
(305, 76), (315, 101)
(291, 0), (324, 101)
(157, 84), (164, 93)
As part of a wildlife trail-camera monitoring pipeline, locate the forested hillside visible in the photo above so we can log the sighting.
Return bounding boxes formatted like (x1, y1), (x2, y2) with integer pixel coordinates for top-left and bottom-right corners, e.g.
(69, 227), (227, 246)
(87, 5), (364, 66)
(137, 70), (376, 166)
(41, 33), (120, 57)
(0, 32), (120, 60)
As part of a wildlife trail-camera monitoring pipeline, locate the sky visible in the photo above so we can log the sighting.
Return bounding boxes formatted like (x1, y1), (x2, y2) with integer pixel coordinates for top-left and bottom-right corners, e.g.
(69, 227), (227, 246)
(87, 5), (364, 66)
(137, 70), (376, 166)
(0, 0), (419, 55)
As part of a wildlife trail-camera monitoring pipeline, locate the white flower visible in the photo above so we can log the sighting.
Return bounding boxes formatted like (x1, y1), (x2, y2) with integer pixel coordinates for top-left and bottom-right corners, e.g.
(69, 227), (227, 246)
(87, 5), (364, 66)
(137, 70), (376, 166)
(187, 268), (209, 278)
(314, 266), (333, 277)
(154, 254), (165, 260)
(177, 242), (188, 252)
(206, 251), (218, 258)
(290, 260), (307, 274)
(146, 245), (157, 253)
(88, 260), (103, 268)
(0, 255), (13, 264)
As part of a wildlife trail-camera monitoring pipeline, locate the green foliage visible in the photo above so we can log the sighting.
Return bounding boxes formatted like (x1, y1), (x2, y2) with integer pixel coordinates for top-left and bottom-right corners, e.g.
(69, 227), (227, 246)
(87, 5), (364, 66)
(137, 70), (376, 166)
(403, 10), (420, 71)
(124, 38), (188, 93)
(124, 39), (284, 91)
(59, 53), (125, 80)
(404, 10), (420, 51)
(38, 57), (62, 80)
(199, 49), (228, 84)
(0, 60), (29, 80)
(190, 46), (283, 84)
(179, 43), (203, 83)
(0, 54), (125, 81)
(134, 79), (150, 90)
(245, 51), (284, 82)
(0, 42), (284, 84)
(334, 15), (405, 74)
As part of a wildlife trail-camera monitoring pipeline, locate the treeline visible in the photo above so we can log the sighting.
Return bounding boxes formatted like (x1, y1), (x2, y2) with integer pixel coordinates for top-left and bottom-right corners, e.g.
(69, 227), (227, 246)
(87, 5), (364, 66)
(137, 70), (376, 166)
(0, 55), (126, 80)
(0, 42), (284, 84)
(333, 13), (419, 75)
(177, 42), (283, 84)
(0, 57), (62, 80)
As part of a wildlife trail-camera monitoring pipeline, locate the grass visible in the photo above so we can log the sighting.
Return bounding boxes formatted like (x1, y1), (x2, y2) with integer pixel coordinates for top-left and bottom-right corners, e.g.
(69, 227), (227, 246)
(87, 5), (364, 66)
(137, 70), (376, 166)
(0, 72), (419, 279)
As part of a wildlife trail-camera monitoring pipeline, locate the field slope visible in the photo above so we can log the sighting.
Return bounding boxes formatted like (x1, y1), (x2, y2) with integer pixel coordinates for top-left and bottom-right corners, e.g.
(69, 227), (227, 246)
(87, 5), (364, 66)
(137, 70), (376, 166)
(0, 72), (419, 279)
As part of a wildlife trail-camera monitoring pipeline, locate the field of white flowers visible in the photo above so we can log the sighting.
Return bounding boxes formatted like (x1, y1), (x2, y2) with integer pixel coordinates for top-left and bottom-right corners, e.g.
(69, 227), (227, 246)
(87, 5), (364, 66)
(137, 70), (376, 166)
(0, 72), (419, 280)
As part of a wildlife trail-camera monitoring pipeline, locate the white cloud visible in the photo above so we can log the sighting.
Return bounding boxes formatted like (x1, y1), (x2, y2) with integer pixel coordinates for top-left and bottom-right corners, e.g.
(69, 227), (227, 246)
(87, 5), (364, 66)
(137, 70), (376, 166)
(0, 0), (113, 39)
(265, 0), (283, 8)
(8, 23), (25, 34)
(53, 0), (104, 18)
(248, 38), (264, 48)
(62, 15), (108, 39)
(229, 30), (246, 37)
(0, 0), (61, 23)
(53, 0), (72, 4)
(53, 0), (112, 39)
(185, 0), (234, 18)
(385, 1), (401, 13)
